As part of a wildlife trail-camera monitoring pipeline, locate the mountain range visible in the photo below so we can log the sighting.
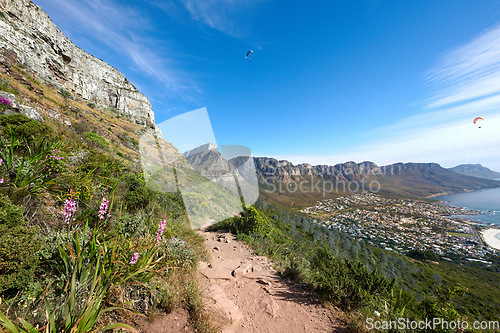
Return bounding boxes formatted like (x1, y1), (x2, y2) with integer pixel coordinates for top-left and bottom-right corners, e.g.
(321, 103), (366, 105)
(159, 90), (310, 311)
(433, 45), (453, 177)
(184, 144), (500, 205)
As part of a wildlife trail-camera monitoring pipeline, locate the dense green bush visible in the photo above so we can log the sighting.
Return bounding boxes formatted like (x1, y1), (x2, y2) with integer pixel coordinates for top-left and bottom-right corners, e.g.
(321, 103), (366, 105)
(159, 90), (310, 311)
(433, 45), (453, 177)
(83, 132), (109, 148)
(0, 79), (19, 96)
(0, 114), (51, 139)
(0, 193), (24, 227)
(124, 173), (155, 210)
(114, 211), (148, 237)
(311, 247), (393, 310)
(407, 249), (440, 262)
(80, 150), (122, 177)
(58, 88), (71, 99)
(0, 194), (42, 296)
(0, 127), (63, 199)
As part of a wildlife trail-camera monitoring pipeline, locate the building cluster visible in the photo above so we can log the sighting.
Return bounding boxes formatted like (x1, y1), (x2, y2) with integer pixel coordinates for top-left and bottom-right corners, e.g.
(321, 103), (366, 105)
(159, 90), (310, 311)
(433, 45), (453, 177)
(300, 193), (497, 262)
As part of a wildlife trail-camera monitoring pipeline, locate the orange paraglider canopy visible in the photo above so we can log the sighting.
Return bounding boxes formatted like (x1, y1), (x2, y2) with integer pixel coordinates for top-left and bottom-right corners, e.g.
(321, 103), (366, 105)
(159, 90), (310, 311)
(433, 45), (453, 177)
(473, 117), (484, 124)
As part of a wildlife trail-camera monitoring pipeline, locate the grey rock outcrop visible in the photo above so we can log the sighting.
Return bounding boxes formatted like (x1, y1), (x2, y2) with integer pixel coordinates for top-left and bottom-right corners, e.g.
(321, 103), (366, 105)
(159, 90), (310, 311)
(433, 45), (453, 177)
(0, 0), (155, 126)
(0, 90), (44, 122)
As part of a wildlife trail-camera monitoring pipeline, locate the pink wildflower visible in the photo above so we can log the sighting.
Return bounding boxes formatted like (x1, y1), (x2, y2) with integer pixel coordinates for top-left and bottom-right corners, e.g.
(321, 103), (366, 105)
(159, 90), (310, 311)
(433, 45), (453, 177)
(155, 219), (167, 246)
(0, 179), (3, 184)
(0, 158), (2, 165)
(129, 252), (139, 265)
(98, 196), (109, 220)
(63, 198), (77, 224)
(0, 97), (12, 107)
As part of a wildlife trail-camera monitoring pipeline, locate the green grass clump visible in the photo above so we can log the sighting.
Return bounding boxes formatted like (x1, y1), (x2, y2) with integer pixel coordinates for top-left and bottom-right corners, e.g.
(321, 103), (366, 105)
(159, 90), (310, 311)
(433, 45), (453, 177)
(0, 114), (51, 138)
(0, 194), (42, 296)
(58, 88), (71, 99)
(83, 132), (109, 148)
(311, 247), (393, 310)
(0, 79), (19, 96)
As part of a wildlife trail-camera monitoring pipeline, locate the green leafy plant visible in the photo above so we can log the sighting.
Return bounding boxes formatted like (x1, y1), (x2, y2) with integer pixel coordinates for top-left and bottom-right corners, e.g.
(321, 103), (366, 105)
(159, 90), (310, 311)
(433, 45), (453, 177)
(0, 79), (19, 96)
(83, 132), (109, 148)
(0, 126), (63, 199)
(58, 88), (71, 99)
(0, 194), (42, 296)
(0, 114), (51, 139)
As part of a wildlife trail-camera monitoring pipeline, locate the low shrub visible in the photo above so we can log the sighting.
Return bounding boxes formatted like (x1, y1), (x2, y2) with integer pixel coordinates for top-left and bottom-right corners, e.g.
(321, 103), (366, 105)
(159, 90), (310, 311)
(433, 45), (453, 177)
(0, 114), (51, 139)
(124, 173), (155, 211)
(311, 247), (394, 310)
(83, 132), (109, 148)
(0, 194), (42, 296)
(114, 211), (148, 237)
(0, 79), (19, 96)
(58, 88), (71, 99)
(80, 150), (123, 178)
(0, 193), (24, 227)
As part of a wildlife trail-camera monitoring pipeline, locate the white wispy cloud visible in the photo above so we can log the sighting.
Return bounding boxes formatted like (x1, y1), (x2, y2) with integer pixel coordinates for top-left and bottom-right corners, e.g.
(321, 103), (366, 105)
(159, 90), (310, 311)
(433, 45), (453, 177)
(425, 24), (500, 108)
(34, 0), (197, 100)
(272, 114), (500, 169)
(179, 0), (261, 37)
(266, 23), (500, 171)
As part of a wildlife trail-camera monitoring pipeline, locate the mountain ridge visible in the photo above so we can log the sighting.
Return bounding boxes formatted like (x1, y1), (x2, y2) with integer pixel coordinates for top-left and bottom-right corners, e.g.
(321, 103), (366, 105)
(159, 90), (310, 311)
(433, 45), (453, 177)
(253, 157), (500, 199)
(181, 143), (500, 200)
(448, 164), (500, 180)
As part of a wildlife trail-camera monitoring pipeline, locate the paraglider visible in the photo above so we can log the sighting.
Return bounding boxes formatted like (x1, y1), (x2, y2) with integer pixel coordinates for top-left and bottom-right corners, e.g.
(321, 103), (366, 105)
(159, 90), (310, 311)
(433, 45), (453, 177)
(245, 50), (253, 62)
(473, 117), (484, 128)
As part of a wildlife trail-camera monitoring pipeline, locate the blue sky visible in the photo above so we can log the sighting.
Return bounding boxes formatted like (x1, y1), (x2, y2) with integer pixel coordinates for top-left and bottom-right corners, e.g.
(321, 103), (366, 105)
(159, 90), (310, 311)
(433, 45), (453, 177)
(33, 0), (500, 170)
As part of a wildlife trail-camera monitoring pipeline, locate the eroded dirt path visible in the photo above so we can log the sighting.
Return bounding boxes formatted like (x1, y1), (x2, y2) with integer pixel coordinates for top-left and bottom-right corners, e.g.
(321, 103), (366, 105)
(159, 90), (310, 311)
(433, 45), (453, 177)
(198, 229), (348, 333)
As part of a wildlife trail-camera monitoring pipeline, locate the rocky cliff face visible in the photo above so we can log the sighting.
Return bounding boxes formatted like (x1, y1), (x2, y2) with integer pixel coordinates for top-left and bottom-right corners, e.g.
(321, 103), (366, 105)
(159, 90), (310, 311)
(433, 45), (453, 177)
(253, 157), (383, 182)
(0, 0), (155, 126)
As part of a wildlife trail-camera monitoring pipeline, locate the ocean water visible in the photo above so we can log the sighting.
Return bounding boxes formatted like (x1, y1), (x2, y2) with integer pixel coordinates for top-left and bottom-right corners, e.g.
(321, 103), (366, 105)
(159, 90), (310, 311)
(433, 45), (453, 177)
(434, 187), (500, 225)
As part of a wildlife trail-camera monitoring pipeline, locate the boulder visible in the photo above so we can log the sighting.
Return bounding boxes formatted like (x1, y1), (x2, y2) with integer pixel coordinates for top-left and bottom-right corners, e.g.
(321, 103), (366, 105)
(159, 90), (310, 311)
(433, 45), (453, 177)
(0, 91), (44, 123)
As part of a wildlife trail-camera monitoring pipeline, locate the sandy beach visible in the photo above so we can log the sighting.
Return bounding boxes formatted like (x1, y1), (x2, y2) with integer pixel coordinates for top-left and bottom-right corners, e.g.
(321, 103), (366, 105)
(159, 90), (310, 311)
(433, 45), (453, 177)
(481, 228), (500, 250)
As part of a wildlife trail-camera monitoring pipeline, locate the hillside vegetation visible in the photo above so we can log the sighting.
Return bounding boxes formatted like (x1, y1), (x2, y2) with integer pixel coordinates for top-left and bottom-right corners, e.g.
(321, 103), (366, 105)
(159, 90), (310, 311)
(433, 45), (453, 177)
(209, 203), (500, 331)
(0, 70), (217, 332)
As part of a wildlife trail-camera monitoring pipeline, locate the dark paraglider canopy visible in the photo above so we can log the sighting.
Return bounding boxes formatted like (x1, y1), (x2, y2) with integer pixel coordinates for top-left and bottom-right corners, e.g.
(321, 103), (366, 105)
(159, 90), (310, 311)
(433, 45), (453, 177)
(245, 50), (253, 62)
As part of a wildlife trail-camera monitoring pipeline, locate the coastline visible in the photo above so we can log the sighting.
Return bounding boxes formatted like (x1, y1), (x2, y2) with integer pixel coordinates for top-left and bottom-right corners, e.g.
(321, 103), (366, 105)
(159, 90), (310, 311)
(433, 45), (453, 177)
(426, 192), (451, 199)
(481, 228), (500, 250)
(425, 185), (500, 199)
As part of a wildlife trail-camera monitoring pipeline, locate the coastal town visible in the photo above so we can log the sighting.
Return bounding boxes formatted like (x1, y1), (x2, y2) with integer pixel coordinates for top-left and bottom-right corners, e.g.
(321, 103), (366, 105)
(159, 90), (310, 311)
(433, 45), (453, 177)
(300, 193), (499, 264)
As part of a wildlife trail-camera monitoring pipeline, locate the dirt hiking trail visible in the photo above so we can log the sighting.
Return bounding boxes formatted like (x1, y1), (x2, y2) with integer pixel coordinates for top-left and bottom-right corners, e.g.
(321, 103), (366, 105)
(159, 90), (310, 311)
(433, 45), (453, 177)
(198, 228), (348, 333)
